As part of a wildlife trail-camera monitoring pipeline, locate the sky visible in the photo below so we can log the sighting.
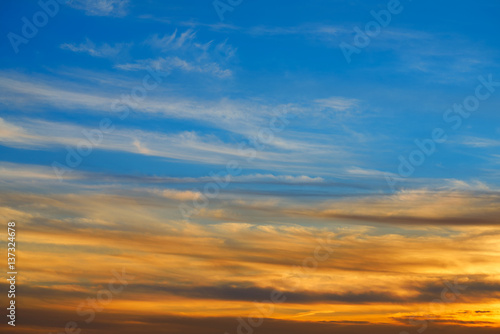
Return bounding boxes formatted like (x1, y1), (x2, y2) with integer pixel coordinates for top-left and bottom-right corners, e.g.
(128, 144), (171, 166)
(1, 0), (500, 333)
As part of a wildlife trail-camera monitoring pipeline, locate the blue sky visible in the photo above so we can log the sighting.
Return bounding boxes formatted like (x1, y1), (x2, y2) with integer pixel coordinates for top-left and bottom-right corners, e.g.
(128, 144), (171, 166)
(1, 0), (500, 196)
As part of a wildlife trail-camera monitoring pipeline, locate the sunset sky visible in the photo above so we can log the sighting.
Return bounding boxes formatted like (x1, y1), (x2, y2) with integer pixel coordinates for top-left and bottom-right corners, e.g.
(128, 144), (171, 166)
(1, 0), (500, 333)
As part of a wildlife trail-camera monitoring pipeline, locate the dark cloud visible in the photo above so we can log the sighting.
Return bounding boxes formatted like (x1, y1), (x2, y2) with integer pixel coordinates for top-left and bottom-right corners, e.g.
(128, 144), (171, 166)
(11, 276), (499, 306)
(317, 212), (500, 226)
(118, 277), (500, 304)
(14, 309), (500, 334)
(125, 283), (404, 304)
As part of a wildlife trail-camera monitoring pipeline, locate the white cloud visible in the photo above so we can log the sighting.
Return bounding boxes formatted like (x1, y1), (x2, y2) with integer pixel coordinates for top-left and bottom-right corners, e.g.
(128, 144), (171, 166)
(236, 174), (324, 184)
(0, 118), (293, 166)
(461, 136), (500, 148)
(116, 56), (232, 78)
(0, 73), (280, 141)
(347, 166), (397, 178)
(443, 179), (490, 192)
(117, 30), (235, 78)
(0, 76), (112, 111)
(0, 116), (357, 178)
(145, 29), (198, 52)
(0, 72), (361, 176)
(60, 38), (130, 58)
(69, 0), (129, 17)
(314, 97), (358, 112)
(247, 24), (342, 38)
(0, 73), (259, 130)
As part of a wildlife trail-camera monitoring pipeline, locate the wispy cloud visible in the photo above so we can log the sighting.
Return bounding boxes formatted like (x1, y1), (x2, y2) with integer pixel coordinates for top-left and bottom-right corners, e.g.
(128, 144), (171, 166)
(145, 29), (199, 52)
(346, 166), (397, 178)
(69, 0), (130, 17)
(0, 162), (82, 181)
(0, 73), (260, 131)
(117, 29), (236, 78)
(315, 96), (359, 112)
(235, 173), (324, 184)
(116, 56), (232, 78)
(0, 118), (307, 167)
(153, 188), (203, 201)
(247, 24), (342, 38)
(60, 38), (131, 59)
(461, 136), (500, 148)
